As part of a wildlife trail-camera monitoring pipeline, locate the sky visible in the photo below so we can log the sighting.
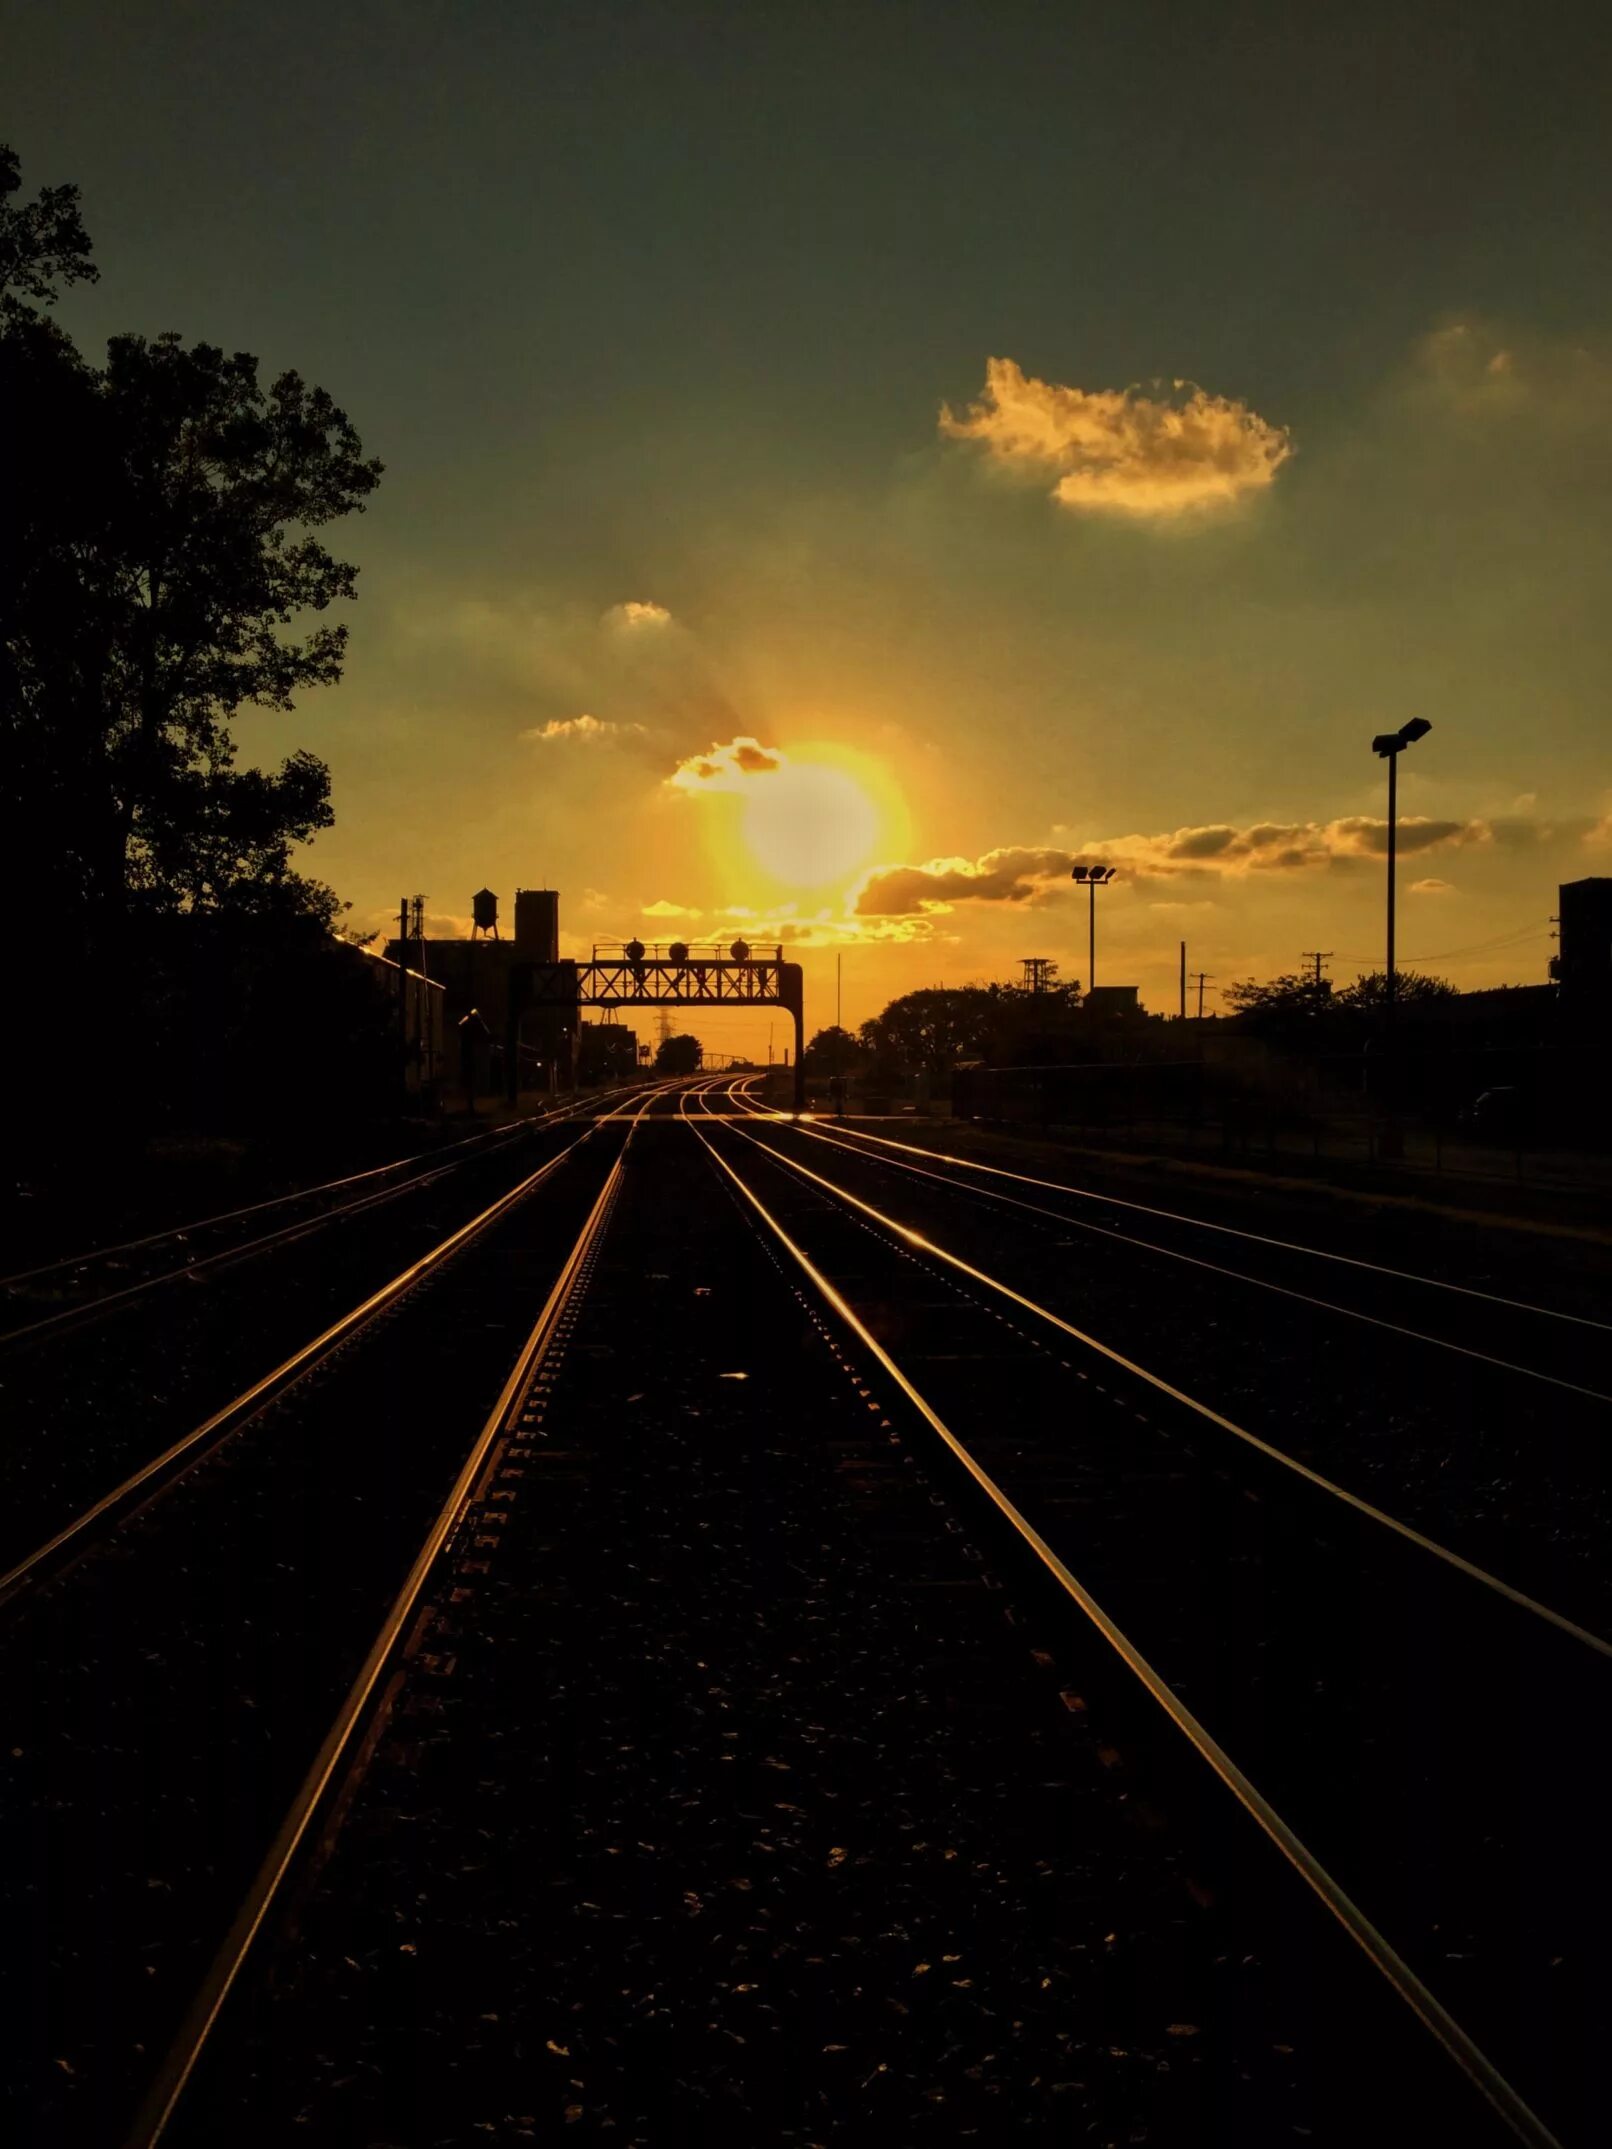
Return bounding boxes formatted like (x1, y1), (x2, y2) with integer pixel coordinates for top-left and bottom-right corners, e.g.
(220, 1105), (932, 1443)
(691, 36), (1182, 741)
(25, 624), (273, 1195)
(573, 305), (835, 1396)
(10, 0), (1612, 1056)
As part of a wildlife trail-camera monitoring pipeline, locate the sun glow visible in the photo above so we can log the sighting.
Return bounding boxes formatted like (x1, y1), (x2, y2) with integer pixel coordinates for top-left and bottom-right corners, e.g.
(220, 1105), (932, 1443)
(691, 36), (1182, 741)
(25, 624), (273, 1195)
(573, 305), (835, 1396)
(671, 736), (908, 900)
(741, 761), (880, 888)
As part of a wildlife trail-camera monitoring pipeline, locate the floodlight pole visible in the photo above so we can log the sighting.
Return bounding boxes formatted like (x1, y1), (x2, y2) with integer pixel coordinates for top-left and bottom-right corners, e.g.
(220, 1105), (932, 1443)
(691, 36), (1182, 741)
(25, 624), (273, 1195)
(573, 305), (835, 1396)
(1385, 746), (1398, 1022)
(1371, 716), (1430, 1032)
(1369, 718), (1431, 1153)
(1091, 876), (1109, 992)
(1070, 865), (1113, 994)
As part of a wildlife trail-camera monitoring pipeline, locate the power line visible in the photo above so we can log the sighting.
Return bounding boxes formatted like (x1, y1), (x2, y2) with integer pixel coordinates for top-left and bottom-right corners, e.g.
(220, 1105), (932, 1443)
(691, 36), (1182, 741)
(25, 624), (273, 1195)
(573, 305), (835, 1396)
(1333, 923), (1549, 968)
(1300, 949), (1333, 988)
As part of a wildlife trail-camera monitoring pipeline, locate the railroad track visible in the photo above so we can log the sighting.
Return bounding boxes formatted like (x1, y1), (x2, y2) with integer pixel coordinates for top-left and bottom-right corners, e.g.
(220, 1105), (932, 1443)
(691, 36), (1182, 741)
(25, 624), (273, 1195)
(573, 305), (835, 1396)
(9, 1074), (1595, 2143)
(0, 1081), (649, 1348)
(718, 1081), (1612, 1633)
(0, 1084), (677, 1581)
(124, 1113), (635, 2146)
(720, 1077), (1610, 1381)
(102, 1094), (1498, 2147)
(0, 1083), (683, 2148)
(685, 1081), (1607, 2145)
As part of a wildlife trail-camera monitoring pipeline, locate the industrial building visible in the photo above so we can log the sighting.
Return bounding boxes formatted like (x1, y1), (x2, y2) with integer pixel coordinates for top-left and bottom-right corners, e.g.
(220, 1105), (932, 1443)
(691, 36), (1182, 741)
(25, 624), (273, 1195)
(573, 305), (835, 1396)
(386, 886), (576, 1097)
(355, 943), (446, 1098)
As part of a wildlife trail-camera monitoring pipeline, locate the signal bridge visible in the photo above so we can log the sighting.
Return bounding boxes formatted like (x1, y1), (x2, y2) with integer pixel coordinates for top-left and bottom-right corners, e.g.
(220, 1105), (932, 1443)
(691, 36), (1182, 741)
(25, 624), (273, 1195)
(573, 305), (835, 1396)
(509, 938), (805, 1109)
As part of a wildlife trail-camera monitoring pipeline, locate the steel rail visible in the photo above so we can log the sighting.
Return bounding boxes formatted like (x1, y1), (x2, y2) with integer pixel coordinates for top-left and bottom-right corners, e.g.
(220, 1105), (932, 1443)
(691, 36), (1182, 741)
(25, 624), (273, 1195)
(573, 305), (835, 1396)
(0, 1105), (632, 1612)
(0, 1079), (651, 1296)
(698, 1100), (1612, 1662)
(680, 1095), (1560, 2149)
(2, 1116), (532, 1294)
(0, 1136), (522, 1351)
(0, 1084), (662, 1351)
(742, 1106), (1612, 1337)
(736, 1112), (1612, 1405)
(123, 1113), (636, 2149)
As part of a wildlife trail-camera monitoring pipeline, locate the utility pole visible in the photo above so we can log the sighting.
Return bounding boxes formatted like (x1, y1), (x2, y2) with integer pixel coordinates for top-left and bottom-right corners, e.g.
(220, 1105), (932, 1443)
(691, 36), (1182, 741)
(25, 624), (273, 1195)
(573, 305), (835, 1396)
(1301, 949), (1333, 990)
(405, 897), (427, 1082)
(1179, 941), (1187, 1021)
(397, 896), (410, 1086)
(1194, 972), (1216, 1020)
(835, 951), (844, 1111)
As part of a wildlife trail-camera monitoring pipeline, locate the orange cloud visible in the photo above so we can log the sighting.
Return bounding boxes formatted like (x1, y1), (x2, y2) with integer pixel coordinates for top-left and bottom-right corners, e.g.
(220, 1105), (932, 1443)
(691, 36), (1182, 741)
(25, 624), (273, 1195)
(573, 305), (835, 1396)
(521, 713), (646, 743)
(855, 816), (1497, 914)
(666, 735), (784, 792)
(940, 357), (1292, 517)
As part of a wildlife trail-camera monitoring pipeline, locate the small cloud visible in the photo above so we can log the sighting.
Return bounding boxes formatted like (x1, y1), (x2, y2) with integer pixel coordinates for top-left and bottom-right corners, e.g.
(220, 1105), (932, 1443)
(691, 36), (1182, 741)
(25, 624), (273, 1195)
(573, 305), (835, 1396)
(1414, 324), (1530, 415)
(521, 713), (646, 744)
(1409, 877), (1454, 894)
(940, 357), (1292, 518)
(602, 599), (673, 632)
(667, 735), (785, 792)
(347, 906), (473, 942)
(642, 898), (701, 918)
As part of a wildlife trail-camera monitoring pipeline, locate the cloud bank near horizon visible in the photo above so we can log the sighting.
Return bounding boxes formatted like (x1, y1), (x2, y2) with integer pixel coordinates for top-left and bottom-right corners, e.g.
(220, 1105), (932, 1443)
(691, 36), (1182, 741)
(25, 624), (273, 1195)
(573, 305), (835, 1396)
(851, 812), (1571, 915)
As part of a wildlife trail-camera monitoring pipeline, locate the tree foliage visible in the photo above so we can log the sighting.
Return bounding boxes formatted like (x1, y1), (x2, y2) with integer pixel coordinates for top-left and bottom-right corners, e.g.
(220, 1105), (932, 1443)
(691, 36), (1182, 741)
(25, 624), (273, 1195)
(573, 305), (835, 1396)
(1225, 969), (1457, 1041)
(654, 1033), (702, 1074)
(1335, 970), (1458, 1014)
(0, 143), (96, 323)
(802, 1024), (865, 1074)
(857, 977), (1086, 1081)
(1, 145), (382, 948)
(1, 146), (387, 1139)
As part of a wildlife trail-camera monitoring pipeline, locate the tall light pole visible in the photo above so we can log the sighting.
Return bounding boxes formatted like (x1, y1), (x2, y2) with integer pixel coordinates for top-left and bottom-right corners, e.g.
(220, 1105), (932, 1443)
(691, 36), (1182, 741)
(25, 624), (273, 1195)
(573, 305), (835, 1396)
(1069, 864), (1116, 993)
(1370, 718), (1432, 1022)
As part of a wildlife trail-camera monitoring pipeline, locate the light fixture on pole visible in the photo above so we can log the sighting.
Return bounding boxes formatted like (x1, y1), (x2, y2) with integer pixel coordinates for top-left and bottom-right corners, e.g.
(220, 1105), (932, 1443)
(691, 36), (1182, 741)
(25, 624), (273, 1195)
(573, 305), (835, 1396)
(1369, 717), (1432, 1022)
(1069, 864), (1116, 992)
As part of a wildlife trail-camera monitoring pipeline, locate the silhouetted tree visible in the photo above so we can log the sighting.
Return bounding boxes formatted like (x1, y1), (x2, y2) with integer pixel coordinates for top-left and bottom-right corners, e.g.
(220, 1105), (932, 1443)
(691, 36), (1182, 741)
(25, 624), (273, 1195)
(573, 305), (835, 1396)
(1224, 968), (1457, 1055)
(859, 988), (1002, 1077)
(1, 146), (384, 1137)
(1335, 970), (1457, 1014)
(858, 975), (1090, 1080)
(1223, 971), (1336, 1039)
(802, 1024), (865, 1075)
(654, 1033), (702, 1074)
(2, 146), (381, 954)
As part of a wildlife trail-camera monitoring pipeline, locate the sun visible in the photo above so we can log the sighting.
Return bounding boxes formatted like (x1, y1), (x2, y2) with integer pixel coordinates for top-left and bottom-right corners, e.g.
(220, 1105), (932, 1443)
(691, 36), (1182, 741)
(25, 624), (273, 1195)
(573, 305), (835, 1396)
(739, 760), (882, 890)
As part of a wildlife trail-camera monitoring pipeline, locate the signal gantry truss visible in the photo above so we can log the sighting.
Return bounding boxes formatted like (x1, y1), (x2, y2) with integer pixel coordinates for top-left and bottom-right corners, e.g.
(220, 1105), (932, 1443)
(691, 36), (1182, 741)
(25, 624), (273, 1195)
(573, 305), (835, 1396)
(509, 946), (806, 1106)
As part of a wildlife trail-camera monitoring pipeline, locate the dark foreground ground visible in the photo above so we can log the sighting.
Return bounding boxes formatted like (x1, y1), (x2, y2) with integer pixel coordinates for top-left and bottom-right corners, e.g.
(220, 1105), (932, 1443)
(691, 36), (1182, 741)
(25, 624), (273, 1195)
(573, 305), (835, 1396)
(170, 1120), (1499, 2147)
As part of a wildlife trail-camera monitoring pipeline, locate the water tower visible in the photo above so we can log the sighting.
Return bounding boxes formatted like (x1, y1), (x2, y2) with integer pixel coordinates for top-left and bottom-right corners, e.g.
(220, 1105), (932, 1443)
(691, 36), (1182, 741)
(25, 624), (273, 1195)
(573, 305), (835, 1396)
(471, 888), (500, 940)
